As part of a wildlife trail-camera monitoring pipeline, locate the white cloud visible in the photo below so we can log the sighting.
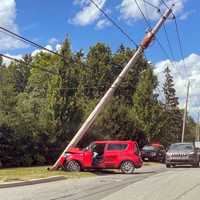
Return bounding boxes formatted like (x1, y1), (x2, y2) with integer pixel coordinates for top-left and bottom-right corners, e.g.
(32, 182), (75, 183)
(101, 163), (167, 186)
(69, 0), (107, 26)
(31, 45), (53, 57)
(179, 10), (194, 20)
(155, 53), (200, 118)
(119, 0), (185, 21)
(96, 19), (110, 29)
(48, 38), (59, 45)
(56, 44), (61, 52)
(0, 0), (25, 50)
(2, 53), (22, 66)
(2, 41), (61, 65)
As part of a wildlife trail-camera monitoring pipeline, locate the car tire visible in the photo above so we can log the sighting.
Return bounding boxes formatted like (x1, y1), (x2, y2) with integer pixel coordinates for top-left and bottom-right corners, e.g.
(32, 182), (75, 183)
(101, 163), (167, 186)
(192, 162), (199, 168)
(120, 161), (135, 174)
(65, 160), (81, 172)
(162, 156), (166, 163)
(166, 164), (171, 168)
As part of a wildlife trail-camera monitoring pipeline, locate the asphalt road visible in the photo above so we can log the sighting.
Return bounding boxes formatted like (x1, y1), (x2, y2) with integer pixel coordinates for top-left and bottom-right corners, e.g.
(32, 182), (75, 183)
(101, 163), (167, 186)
(0, 164), (199, 200)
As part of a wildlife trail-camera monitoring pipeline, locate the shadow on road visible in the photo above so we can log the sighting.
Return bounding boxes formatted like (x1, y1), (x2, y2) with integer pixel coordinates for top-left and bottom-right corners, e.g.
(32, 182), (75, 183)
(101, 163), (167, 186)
(87, 169), (157, 176)
(173, 165), (198, 168)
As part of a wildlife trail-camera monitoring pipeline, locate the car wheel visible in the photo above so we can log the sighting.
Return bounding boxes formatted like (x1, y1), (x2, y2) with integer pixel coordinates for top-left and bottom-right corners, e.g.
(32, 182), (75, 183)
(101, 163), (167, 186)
(192, 162), (199, 168)
(120, 161), (135, 174)
(162, 156), (166, 163)
(65, 160), (81, 172)
(166, 164), (171, 168)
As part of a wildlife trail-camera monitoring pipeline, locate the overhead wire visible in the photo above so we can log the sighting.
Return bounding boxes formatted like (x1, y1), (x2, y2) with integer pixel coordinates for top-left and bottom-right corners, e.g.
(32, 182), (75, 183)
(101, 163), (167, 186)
(134, 0), (181, 101)
(88, 0), (138, 47)
(143, 0), (161, 11)
(0, 26), (65, 59)
(0, 53), (58, 75)
(140, 0), (185, 79)
(173, 17), (188, 74)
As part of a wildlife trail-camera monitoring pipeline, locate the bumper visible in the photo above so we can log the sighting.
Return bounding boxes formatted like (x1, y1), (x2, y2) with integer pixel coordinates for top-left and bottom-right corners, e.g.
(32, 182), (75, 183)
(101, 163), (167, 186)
(142, 156), (157, 161)
(166, 159), (197, 165)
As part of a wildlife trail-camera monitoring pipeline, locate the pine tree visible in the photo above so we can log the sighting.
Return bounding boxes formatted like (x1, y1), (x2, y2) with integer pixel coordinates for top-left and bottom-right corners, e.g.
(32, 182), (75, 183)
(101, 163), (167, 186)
(162, 66), (182, 143)
(163, 66), (179, 110)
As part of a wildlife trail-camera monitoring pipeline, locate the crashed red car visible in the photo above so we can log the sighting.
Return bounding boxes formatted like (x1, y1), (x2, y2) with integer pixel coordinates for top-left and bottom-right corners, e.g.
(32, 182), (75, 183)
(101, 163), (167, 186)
(59, 140), (143, 174)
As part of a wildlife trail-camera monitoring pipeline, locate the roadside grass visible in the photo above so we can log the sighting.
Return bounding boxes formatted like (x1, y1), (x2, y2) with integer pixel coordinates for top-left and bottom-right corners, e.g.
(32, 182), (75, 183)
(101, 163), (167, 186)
(0, 166), (94, 183)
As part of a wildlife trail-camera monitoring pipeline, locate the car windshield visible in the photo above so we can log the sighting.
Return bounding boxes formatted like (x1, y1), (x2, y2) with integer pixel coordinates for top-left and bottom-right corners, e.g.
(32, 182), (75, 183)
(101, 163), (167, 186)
(143, 146), (157, 151)
(169, 143), (194, 151)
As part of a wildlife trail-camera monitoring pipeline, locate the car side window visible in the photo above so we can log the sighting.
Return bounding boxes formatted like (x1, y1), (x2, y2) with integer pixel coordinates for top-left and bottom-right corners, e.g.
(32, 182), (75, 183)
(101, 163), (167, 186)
(107, 144), (127, 151)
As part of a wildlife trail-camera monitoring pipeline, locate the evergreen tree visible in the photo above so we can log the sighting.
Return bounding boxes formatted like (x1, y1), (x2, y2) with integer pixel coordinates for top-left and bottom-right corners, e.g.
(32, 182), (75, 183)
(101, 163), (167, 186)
(163, 66), (179, 110)
(162, 66), (183, 144)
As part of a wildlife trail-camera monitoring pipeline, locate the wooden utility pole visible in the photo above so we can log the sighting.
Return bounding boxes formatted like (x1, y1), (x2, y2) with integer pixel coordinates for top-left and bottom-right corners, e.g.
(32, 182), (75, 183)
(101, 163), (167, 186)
(196, 110), (200, 141)
(181, 81), (190, 143)
(51, 6), (174, 170)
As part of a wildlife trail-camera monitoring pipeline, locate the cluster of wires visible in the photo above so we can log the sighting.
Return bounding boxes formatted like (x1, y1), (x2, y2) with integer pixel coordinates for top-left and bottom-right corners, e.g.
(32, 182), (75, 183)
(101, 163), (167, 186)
(0, 0), (189, 99)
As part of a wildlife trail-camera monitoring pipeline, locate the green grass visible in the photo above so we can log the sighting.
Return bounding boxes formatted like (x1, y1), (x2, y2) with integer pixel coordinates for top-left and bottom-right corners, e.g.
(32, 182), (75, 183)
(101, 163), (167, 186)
(0, 166), (94, 183)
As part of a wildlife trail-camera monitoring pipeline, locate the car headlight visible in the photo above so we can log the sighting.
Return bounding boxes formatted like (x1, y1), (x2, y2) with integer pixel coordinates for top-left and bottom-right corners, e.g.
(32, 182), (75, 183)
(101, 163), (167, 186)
(189, 152), (194, 155)
(64, 153), (71, 157)
(166, 153), (171, 159)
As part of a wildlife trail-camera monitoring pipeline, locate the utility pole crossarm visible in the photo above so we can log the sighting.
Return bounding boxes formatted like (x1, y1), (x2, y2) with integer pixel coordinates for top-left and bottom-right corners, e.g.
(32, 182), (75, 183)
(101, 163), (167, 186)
(51, 6), (174, 170)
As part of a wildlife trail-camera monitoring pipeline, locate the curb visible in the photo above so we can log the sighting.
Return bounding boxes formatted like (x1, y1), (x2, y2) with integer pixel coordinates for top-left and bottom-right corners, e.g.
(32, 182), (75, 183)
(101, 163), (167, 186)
(0, 176), (66, 189)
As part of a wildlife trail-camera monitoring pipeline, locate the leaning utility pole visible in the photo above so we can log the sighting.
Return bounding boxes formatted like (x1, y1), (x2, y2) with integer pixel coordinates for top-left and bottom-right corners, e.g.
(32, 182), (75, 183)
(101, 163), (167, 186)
(51, 6), (174, 170)
(181, 81), (190, 143)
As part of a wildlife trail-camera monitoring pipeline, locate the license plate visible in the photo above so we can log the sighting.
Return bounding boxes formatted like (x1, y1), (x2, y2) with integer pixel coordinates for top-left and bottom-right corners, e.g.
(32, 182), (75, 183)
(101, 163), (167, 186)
(144, 157), (149, 161)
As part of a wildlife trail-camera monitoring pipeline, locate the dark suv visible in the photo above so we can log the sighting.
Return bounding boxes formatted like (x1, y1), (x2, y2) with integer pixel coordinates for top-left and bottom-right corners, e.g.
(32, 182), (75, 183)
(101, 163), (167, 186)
(166, 143), (200, 168)
(141, 144), (166, 162)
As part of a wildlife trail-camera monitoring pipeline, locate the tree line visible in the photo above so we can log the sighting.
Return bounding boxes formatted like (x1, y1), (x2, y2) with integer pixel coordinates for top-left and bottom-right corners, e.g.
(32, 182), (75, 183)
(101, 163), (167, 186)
(0, 39), (196, 167)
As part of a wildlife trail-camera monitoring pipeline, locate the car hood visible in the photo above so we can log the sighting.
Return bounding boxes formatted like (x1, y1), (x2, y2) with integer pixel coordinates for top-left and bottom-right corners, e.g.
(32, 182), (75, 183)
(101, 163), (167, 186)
(167, 150), (193, 154)
(67, 148), (84, 154)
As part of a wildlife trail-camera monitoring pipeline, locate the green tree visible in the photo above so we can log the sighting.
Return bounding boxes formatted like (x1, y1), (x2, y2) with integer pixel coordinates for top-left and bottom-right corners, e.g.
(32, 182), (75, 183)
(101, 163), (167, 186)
(163, 66), (183, 144)
(130, 68), (160, 141)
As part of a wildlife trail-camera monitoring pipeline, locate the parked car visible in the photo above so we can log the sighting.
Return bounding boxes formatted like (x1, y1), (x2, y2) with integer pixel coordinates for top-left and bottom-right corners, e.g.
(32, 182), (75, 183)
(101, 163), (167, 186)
(165, 142), (200, 168)
(59, 140), (143, 174)
(141, 144), (166, 162)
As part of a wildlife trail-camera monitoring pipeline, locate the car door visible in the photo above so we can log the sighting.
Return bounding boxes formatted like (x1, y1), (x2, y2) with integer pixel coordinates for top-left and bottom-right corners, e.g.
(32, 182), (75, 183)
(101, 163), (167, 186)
(82, 144), (94, 168)
(103, 143), (124, 168)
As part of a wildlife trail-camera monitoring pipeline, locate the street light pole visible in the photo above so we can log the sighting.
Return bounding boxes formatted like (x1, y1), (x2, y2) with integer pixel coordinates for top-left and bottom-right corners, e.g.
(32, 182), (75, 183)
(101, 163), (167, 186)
(51, 6), (174, 170)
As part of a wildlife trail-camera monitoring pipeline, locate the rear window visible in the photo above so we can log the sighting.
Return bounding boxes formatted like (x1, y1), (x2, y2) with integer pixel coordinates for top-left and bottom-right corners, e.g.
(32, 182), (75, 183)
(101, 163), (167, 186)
(143, 146), (158, 151)
(107, 143), (128, 151)
(169, 143), (194, 151)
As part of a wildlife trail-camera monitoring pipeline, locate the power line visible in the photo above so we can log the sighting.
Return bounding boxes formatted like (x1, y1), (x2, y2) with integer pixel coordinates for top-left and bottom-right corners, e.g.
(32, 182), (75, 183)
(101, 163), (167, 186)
(0, 26), (65, 59)
(173, 17), (188, 74)
(135, 0), (184, 78)
(134, 0), (151, 28)
(143, 0), (161, 11)
(162, 23), (176, 62)
(160, 1), (187, 73)
(88, 0), (138, 47)
(0, 53), (58, 75)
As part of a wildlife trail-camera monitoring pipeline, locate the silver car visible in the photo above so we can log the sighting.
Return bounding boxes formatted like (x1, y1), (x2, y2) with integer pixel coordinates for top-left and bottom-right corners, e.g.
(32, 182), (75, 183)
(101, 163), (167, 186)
(165, 143), (199, 168)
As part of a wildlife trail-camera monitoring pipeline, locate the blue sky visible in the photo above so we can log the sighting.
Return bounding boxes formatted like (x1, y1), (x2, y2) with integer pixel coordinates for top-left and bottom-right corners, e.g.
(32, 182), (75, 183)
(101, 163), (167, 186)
(0, 0), (200, 119)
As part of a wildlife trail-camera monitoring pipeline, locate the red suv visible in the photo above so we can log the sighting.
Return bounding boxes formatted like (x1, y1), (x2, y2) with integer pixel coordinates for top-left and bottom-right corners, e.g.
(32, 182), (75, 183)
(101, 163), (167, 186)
(59, 140), (143, 174)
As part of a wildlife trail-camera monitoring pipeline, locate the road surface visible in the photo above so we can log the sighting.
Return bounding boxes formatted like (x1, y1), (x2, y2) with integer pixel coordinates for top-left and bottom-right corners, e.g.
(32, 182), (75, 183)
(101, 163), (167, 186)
(0, 164), (199, 200)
